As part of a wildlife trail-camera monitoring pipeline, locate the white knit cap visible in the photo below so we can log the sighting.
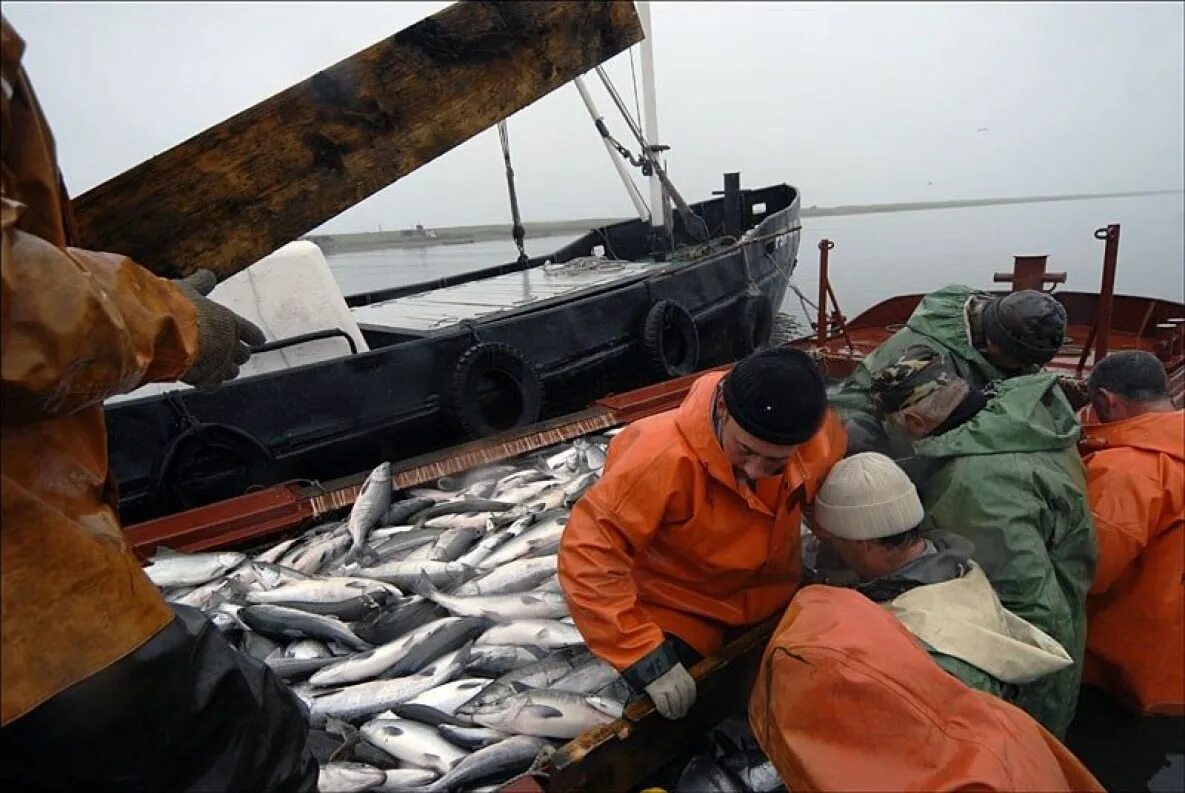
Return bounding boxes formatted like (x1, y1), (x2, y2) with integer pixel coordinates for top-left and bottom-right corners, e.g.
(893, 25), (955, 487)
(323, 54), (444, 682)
(813, 452), (924, 540)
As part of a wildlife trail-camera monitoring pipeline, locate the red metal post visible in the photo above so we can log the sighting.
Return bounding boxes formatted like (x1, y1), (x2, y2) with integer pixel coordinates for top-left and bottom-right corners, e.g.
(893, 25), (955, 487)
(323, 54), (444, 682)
(1093, 224), (1120, 365)
(817, 239), (835, 346)
(993, 255), (1066, 292)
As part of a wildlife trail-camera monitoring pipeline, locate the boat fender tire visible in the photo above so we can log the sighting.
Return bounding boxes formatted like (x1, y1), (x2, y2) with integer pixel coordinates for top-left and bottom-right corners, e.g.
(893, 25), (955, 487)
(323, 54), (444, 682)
(447, 342), (544, 439)
(734, 296), (774, 358)
(153, 423), (274, 514)
(642, 299), (700, 379)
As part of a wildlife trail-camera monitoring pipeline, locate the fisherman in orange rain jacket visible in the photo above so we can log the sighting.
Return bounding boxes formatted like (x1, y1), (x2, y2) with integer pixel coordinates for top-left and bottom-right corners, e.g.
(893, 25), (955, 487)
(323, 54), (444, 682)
(1, 16), (315, 790)
(749, 585), (1104, 793)
(558, 348), (846, 720)
(1078, 350), (1184, 716)
(1059, 351), (1185, 791)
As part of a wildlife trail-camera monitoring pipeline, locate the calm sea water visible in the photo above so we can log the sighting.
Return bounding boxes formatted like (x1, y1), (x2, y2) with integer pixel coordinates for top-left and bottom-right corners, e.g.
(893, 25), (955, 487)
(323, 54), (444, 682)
(326, 193), (1184, 324)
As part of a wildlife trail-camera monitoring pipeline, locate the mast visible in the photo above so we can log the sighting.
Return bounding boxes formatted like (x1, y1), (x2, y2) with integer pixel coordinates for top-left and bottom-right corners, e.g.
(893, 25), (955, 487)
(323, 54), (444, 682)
(636, 1), (671, 236)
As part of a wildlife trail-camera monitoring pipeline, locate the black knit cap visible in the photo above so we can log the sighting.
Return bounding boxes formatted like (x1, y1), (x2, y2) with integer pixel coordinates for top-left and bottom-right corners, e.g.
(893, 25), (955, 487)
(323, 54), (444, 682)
(981, 290), (1067, 366)
(722, 348), (826, 445)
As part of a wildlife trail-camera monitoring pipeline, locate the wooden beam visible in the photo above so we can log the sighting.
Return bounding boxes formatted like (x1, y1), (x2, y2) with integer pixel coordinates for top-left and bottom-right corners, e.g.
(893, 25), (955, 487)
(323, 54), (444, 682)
(72, 1), (643, 281)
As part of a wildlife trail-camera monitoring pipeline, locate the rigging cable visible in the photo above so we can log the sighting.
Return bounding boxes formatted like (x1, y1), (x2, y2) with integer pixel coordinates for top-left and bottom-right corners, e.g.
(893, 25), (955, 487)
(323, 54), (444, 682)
(593, 66), (710, 243)
(628, 47), (644, 142)
(496, 120), (529, 266)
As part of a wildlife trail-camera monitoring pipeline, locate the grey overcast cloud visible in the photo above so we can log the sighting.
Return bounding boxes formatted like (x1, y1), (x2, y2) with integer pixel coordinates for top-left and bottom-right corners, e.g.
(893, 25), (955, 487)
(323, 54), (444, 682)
(4, 1), (1183, 234)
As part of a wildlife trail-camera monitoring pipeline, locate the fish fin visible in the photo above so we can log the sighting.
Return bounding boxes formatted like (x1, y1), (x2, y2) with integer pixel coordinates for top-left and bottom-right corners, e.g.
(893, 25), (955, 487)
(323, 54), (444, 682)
(411, 572), (439, 600)
(150, 545), (184, 560)
(394, 704), (470, 727)
(453, 639), (475, 670)
(508, 680), (533, 694)
(224, 578), (254, 600)
(524, 705), (565, 719)
(344, 544), (380, 569)
(324, 716), (357, 740)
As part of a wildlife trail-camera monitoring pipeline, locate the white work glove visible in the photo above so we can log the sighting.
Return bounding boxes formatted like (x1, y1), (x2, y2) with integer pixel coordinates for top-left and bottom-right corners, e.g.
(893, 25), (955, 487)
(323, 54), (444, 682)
(644, 662), (697, 720)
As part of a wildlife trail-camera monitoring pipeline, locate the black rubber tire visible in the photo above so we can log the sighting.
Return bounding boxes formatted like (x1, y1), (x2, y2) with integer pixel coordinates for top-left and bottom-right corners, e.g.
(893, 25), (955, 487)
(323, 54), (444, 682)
(447, 342), (544, 439)
(734, 296), (774, 358)
(642, 299), (701, 379)
(153, 423), (274, 513)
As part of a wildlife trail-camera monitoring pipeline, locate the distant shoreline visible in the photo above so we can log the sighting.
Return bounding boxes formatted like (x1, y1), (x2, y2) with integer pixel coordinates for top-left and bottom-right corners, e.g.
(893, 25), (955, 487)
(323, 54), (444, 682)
(305, 189), (1181, 253)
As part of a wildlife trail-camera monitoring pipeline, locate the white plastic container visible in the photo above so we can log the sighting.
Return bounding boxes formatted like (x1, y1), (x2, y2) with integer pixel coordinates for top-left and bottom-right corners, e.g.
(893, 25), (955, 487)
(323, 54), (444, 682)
(106, 241), (368, 404)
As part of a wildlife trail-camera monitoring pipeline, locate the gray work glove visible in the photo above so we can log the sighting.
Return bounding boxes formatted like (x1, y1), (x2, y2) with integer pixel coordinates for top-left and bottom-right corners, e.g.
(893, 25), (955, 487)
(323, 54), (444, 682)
(172, 269), (266, 390)
(644, 662), (696, 720)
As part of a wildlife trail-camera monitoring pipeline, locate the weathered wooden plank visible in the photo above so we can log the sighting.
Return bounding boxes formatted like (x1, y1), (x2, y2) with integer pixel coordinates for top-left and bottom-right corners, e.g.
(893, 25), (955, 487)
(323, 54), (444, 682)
(73, 1), (643, 280)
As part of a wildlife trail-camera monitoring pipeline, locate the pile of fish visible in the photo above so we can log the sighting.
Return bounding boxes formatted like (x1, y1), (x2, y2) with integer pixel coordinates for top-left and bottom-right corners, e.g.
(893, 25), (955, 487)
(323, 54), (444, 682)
(143, 435), (629, 793)
(673, 718), (784, 793)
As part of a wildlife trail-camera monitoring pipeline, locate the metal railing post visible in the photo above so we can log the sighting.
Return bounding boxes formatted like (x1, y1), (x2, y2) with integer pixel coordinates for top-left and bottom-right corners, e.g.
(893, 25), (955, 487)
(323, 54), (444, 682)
(1093, 224), (1120, 365)
(817, 240), (834, 346)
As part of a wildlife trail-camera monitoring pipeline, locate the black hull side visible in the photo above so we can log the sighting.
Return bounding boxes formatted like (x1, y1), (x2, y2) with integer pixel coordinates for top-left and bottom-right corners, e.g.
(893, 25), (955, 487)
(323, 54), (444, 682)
(106, 185), (800, 524)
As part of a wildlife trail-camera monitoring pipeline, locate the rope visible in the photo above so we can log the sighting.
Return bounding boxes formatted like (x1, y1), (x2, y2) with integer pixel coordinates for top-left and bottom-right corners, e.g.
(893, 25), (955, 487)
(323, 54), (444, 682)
(789, 282), (820, 331)
(628, 47), (643, 140)
(165, 390), (200, 431)
(671, 236), (737, 263)
(497, 120), (529, 266)
(595, 228), (623, 261)
(789, 282), (821, 313)
(541, 255), (629, 277)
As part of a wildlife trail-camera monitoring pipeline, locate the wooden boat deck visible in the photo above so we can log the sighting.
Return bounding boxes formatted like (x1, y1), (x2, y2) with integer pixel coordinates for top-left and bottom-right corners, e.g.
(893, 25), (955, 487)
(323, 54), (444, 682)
(351, 260), (656, 334)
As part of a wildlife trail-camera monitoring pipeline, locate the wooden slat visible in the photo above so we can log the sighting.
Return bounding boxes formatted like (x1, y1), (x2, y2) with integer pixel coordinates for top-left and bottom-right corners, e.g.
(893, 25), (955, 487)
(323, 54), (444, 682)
(73, 1), (643, 280)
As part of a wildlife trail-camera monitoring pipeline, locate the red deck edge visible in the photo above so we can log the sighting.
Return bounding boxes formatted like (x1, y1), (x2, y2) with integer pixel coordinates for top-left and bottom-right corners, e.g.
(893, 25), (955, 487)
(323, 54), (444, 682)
(126, 483), (311, 561)
(593, 362), (732, 421)
(123, 374), (729, 558)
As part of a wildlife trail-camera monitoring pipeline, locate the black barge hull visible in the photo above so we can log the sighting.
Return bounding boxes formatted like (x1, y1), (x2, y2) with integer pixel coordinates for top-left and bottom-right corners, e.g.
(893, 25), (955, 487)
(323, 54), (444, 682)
(106, 183), (800, 524)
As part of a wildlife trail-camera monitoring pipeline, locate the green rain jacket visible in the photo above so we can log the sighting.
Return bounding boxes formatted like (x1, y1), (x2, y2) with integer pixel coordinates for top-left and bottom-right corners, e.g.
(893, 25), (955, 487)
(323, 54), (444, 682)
(830, 286), (1010, 461)
(915, 373), (1097, 738)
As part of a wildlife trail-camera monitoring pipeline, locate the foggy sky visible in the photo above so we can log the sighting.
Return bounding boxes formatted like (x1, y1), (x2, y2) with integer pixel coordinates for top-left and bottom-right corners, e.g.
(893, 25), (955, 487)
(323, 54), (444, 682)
(4, 1), (1183, 234)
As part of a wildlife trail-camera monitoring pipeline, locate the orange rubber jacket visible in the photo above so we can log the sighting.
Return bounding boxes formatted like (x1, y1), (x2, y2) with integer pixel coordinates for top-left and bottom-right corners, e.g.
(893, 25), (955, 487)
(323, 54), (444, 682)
(1, 17), (199, 725)
(1080, 409), (1184, 716)
(749, 585), (1104, 793)
(558, 370), (845, 670)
